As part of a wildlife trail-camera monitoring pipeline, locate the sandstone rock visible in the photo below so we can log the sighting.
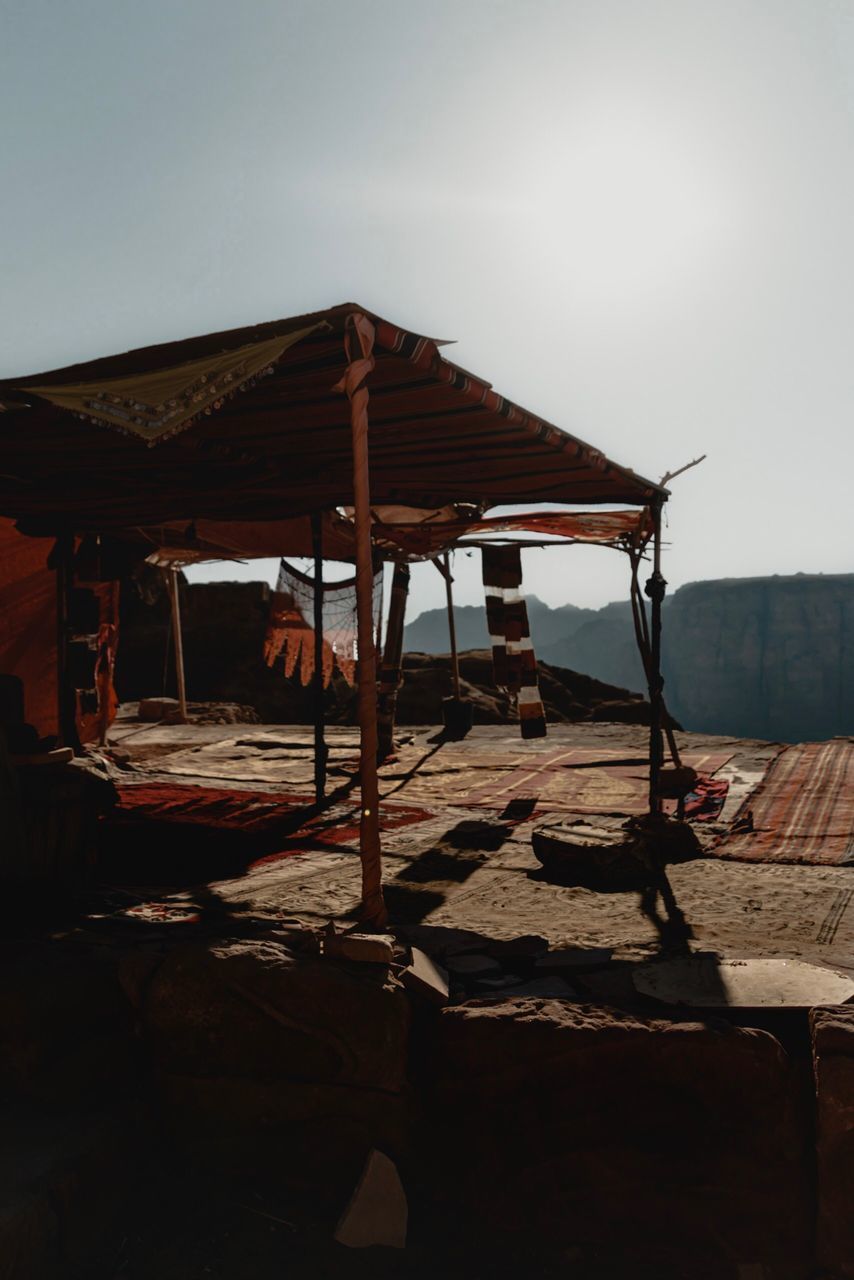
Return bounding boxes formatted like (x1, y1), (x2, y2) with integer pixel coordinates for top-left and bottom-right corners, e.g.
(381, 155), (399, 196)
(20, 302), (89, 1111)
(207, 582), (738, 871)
(334, 1149), (408, 1250)
(661, 574), (854, 741)
(143, 938), (411, 1194)
(321, 931), (395, 965)
(811, 1005), (854, 1278)
(138, 696), (184, 722)
(423, 999), (810, 1278)
(144, 937), (409, 1092)
(401, 947), (449, 1006)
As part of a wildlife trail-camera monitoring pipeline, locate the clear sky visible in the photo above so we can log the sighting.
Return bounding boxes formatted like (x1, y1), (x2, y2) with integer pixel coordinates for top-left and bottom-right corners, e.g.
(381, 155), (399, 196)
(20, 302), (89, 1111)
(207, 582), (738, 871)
(2, 0), (852, 617)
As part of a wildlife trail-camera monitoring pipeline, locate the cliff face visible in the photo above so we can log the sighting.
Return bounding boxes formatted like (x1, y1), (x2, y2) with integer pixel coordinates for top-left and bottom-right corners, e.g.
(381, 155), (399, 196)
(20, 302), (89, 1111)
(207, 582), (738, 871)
(661, 575), (854, 742)
(540, 601), (647, 696)
(405, 573), (854, 743)
(117, 572), (854, 742)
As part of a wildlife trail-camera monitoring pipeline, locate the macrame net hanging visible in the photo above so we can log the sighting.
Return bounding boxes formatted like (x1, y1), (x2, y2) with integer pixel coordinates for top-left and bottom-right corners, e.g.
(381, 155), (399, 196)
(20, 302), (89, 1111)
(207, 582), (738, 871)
(264, 558), (383, 688)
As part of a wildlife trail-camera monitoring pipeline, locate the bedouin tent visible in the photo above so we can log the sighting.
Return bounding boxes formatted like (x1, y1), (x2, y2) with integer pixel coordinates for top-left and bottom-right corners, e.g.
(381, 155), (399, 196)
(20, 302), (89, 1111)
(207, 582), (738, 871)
(0, 304), (669, 925)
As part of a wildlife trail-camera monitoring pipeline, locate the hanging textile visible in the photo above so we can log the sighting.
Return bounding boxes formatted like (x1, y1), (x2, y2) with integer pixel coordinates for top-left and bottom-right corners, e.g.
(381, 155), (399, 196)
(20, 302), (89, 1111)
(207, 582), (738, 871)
(22, 327), (323, 445)
(482, 545), (546, 740)
(264, 558), (383, 688)
(73, 580), (121, 745)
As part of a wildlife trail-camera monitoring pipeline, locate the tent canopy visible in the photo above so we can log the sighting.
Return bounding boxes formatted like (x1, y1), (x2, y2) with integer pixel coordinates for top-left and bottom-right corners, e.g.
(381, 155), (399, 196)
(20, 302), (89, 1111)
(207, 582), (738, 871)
(137, 506), (653, 565)
(0, 304), (666, 533)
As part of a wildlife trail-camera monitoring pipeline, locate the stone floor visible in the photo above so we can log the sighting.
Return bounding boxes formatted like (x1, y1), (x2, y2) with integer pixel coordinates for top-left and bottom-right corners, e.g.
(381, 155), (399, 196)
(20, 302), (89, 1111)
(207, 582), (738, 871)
(104, 717), (854, 979)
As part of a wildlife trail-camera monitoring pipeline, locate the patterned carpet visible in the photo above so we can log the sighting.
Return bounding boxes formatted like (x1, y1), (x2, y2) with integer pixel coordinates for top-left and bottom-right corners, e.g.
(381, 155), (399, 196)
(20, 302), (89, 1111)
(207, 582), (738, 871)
(712, 740), (854, 865)
(380, 744), (732, 818)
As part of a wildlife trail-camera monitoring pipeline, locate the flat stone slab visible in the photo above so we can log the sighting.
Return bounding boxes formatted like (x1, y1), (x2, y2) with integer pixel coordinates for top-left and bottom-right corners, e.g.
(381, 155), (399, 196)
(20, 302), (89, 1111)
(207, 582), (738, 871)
(634, 954), (854, 1008)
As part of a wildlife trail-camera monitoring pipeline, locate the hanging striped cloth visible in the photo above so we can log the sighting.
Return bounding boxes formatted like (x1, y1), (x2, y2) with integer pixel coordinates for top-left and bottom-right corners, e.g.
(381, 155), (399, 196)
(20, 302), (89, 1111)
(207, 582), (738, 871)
(482, 545), (547, 739)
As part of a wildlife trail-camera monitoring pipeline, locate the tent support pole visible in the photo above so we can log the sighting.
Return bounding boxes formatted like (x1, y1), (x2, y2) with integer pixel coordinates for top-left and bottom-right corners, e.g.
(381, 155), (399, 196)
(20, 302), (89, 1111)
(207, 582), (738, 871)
(646, 501), (666, 816)
(336, 313), (387, 927)
(311, 512), (327, 803)
(378, 561), (410, 759)
(167, 568), (188, 723)
(443, 552), (462, 699)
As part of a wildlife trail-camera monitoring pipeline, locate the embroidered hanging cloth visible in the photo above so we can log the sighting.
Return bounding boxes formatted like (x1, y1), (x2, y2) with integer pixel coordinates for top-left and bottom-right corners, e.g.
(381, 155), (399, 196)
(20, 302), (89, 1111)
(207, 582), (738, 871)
(482, 545), (546, 739)
(23, 326), (322, 445)
(75, 581), (120, 745)
(264, 558), (383, 688)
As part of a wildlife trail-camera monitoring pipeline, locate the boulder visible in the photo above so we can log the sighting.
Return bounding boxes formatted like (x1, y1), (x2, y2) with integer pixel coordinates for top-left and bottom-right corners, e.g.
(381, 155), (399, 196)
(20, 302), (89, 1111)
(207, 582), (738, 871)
(811, 1005), (854, 1278)
(421, 998), (811, 1278)
(145, 937), (409, 1090)
(143, 938), (411, 1193)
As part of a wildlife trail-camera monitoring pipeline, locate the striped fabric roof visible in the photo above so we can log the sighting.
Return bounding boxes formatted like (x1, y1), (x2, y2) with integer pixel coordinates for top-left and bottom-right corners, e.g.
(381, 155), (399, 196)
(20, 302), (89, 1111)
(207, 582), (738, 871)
(0, 303), (666, 533)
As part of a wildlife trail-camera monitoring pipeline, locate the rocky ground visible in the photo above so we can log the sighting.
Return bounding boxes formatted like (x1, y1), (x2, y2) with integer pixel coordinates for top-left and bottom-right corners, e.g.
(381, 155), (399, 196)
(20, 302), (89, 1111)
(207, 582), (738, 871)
(4, 711), (853, 1279)
(102, 716), (853, 980)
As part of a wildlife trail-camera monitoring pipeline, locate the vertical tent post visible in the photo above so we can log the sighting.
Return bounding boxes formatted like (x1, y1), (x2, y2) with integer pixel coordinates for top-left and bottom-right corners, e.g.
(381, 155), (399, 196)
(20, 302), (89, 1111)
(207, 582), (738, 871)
(377, 560), (410, 759)
(311, 512), (327, 803)
(167, 568), (188, 723)
(645, 500), (667, 815)
(55, 532), (82, 754)
(443, 552), (462, 699)
(335, 313), (387, 927)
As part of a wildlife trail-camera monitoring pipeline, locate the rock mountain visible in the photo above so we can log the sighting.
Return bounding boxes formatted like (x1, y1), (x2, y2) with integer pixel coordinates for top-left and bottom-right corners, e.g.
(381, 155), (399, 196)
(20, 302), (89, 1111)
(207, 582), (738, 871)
(405, 574), (854, 743)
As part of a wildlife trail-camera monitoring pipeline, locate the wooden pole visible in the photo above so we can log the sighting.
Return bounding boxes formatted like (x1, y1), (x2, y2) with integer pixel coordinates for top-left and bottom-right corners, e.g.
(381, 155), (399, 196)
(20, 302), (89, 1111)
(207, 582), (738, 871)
(167, 568), (188, 723)
(443, 552), (461, 699)
(311, 512), (327, 803)
(377, 561), (410, 759)
(335, 313), (386, 927)
(646, 501), (666, 816)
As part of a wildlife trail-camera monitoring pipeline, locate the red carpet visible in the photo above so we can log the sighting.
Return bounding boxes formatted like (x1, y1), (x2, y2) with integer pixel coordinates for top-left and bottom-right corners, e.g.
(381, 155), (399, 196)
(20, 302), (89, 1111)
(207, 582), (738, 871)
(113, 782), (433, 865)
(714, 740), (854, 865)
(114, 783), (315, 832)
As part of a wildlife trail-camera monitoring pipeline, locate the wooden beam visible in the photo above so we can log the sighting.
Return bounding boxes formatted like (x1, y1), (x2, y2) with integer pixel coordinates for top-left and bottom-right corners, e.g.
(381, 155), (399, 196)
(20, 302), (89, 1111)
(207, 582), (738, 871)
(335, 314), (387, 927)
(377, 561), (410, 759)
(166, 568), (188, 723)
(311, 512), (327, 803)
(443, 552), (461, 699)
(646, 501), (666, 816)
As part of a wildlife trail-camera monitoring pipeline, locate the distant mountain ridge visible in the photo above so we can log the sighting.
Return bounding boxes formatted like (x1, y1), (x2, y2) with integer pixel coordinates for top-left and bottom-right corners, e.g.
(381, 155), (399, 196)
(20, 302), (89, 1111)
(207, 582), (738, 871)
(403, 595), (596, 654)
(405, 573), (854, 743)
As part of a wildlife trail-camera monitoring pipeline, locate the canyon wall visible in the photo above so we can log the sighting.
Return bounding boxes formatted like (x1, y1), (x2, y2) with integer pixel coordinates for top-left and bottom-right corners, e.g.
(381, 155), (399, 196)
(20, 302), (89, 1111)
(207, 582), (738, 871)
(407, 573), (854, 742)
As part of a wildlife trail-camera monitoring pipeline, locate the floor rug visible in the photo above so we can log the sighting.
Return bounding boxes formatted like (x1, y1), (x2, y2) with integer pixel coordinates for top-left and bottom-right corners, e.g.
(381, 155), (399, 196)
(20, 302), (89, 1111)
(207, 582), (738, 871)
(382, 745), (732, 818)
(113, 783), (317, 833)
(712, 740), (854, 865)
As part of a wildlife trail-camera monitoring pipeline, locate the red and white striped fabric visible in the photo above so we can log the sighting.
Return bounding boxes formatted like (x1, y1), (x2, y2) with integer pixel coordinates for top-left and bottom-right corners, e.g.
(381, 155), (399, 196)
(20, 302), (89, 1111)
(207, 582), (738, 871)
(481, 545), (546, 740)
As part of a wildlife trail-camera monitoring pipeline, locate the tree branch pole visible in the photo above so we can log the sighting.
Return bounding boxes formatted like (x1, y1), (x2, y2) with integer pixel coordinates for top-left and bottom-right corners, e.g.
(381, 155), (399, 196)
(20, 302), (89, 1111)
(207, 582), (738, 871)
(167, 568), (188, 723)
(645, 500), (667, 816)
(311, 512), (327, 803)
(335, 314), (387, 927)
(377, 560), (410, 760)
(443, 552), (462, 699)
